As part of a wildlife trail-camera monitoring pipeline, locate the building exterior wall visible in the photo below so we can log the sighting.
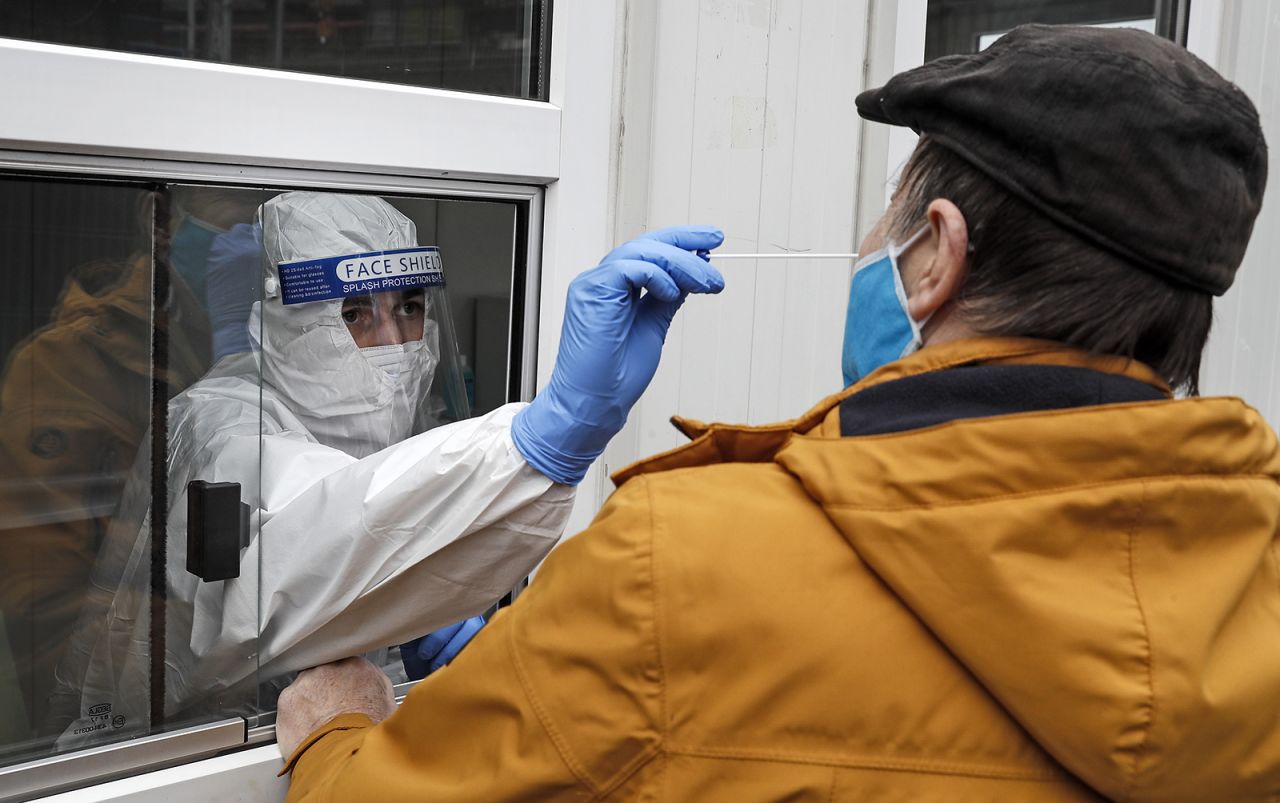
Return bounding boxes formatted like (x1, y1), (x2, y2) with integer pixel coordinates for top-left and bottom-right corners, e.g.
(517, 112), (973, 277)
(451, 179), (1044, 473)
(1200, 0), (1280, 423)
(586, 0), (877, 515)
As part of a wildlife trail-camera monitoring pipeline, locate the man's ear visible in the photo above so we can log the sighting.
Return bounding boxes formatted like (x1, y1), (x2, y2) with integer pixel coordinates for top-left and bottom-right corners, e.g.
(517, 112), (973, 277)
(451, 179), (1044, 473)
(906, 199), (969, 322)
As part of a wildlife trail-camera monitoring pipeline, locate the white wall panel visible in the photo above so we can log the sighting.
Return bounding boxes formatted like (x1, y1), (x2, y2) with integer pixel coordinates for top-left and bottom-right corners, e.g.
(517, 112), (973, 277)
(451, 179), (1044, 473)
(600, 0), (873, 487)
(630, 0), (704, 464)
(1199, 0), (1280, 425)
(538, 0), (626, 535)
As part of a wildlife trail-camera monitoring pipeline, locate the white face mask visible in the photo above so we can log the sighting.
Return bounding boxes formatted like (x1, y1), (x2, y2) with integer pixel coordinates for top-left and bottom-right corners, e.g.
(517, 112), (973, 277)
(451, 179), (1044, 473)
(250, 298), (441, 457)
(361, 343), (408, 383)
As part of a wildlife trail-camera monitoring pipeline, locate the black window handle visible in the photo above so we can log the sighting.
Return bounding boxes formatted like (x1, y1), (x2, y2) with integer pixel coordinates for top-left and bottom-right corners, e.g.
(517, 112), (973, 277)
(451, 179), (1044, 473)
(186, 480), (250, 582)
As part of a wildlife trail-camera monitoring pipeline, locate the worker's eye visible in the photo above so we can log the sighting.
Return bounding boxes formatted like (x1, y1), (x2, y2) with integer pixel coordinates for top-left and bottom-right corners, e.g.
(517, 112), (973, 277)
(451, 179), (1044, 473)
(341, 303), (367, 326)
(395, 292), (425, 318)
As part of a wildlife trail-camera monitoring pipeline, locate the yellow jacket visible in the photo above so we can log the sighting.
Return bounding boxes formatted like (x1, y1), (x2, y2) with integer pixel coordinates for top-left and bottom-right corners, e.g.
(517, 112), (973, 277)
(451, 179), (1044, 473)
(0, 256), (210, 736)
(285, 338), (1280, 802)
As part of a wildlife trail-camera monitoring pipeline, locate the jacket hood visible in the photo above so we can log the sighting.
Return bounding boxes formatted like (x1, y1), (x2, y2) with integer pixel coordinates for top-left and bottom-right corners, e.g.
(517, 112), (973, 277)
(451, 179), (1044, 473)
(768, 339), (1280, 801)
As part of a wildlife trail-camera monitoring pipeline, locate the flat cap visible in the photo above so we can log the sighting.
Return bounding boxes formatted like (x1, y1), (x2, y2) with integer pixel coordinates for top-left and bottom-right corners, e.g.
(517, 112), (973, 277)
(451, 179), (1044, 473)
(856, 24), (1267, 295)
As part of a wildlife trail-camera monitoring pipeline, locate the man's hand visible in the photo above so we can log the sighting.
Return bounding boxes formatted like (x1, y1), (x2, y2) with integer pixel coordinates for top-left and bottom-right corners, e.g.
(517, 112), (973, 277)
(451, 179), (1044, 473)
(277, 657), (397, 760)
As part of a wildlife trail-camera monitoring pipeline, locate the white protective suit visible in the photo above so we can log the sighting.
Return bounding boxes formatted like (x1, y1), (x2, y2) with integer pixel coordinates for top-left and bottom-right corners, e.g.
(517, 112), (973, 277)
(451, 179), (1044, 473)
(49, 193), (572, 749)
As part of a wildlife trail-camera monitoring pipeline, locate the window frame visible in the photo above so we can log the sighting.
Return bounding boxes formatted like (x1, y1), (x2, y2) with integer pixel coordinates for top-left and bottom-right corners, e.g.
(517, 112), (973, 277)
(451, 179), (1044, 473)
(0, 132), (547, 803)
(0, 37), (560, 185)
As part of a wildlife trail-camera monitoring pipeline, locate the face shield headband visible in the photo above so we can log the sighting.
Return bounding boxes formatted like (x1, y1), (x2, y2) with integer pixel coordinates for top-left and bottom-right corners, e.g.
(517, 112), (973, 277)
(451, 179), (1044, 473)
(276, 246), (445, 307)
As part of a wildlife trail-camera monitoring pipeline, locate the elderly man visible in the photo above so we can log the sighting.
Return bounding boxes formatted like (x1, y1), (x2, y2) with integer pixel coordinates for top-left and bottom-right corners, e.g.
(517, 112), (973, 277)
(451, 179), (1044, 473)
(276, 26), (1279, 802)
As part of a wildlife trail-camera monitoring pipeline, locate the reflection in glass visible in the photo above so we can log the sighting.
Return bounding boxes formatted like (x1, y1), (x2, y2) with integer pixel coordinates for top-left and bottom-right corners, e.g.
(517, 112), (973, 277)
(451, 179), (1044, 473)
(0, 180), (522, 769)
(43, 186), (265, 756)
(0, 180), (223, 761)
(0, 0), (551, 100)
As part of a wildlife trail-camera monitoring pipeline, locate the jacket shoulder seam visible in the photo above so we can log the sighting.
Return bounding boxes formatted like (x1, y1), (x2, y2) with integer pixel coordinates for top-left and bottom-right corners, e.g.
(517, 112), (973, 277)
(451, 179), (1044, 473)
(642, 475), (670, 738)
(595, 750), (662, 801)
(1121, 481), (1156, 799)
(579, 477), (667, 799)
(824, 473), (1275, 512)
(665, 744), (1066, 782)
(1268, 534), (1280, 595)
(506, 606), (600, 794)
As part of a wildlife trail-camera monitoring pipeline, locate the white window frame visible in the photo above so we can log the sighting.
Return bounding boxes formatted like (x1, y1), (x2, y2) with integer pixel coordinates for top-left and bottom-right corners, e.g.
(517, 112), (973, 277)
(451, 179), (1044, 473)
(0, 164), (546, 803)
(0, 0), (626, 794)
(0, 38), (560, 183)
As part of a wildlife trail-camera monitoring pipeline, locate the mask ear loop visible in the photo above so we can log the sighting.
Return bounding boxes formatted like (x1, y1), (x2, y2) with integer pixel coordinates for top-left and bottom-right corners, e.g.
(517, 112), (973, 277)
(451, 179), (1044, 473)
(888, 223), (932, 259)
(889, 224), (936, 354)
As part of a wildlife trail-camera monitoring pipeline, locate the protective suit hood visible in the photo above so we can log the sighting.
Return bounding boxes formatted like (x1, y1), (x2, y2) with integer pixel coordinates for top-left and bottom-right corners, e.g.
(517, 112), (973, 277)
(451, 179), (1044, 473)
(252, 192), (442, 457)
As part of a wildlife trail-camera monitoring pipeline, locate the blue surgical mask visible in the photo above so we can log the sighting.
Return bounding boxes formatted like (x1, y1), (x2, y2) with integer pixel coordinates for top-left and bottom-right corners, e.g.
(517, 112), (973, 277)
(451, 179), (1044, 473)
(841, 225), (931, 387)
(171, 214), (225, 307)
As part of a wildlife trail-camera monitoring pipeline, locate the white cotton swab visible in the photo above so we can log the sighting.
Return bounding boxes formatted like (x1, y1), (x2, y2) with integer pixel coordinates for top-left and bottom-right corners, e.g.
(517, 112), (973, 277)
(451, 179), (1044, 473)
(709, 252), (859, 260)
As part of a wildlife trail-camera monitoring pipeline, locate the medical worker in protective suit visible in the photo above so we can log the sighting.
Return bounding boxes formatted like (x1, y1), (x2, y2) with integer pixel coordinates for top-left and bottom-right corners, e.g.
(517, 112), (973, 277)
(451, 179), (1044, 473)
(48, 190), (726, 748)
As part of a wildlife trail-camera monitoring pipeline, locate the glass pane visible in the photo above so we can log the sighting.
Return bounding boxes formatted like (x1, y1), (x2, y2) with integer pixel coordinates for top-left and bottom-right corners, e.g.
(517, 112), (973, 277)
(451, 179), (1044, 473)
(925, 0), (1179, 61)
(0, 0), (551, 101)
(0, 179), (523, 774)
(388, 196), (518, 417)
(0, 178), (155, 759)
(0, 179), (263, 764)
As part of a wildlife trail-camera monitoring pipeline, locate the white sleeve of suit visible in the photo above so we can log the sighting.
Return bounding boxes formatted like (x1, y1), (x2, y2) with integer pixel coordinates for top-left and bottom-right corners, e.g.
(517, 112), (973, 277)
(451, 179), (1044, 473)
(188, 402), (574, 682)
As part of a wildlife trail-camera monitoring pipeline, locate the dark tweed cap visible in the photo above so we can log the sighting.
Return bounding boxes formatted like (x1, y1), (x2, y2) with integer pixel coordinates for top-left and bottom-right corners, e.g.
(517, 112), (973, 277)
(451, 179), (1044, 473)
(856, 24), (1267, 296)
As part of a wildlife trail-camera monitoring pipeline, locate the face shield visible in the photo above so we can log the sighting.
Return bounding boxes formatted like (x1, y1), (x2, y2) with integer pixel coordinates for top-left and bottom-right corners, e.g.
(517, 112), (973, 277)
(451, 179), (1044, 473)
(251, 192), (469, 457)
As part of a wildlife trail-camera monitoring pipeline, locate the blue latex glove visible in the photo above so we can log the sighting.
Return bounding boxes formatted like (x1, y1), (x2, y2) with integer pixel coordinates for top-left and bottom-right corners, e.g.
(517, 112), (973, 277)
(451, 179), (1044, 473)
(512, 225), (725, 484)
(206, 222), (264, 362)
(400, 615), (486, 680)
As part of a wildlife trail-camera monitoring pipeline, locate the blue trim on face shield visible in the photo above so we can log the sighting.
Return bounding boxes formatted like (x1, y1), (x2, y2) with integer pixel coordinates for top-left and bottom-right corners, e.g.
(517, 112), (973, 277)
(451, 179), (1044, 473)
(841, 225), (930, 387)
(277, 246), (444, 306)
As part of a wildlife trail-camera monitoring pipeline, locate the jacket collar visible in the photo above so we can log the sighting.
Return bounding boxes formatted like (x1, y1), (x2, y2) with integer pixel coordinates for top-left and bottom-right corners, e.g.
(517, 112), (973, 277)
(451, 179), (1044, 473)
(838, 362), (1167, 437)
(612, 337), (1171, 486)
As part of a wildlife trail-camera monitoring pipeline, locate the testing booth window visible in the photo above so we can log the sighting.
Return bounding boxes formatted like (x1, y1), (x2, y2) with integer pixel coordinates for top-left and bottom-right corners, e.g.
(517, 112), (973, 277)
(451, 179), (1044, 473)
(0, 0), (551, 100)
(924, 0), (1187, 60)
(0, 178), (528, 774)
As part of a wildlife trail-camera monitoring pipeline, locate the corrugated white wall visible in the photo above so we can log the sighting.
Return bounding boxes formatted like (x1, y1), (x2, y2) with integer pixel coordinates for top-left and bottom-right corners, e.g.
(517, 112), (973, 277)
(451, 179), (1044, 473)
(1200, 1), (1280, 421)
(589, 0), (875, 507)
